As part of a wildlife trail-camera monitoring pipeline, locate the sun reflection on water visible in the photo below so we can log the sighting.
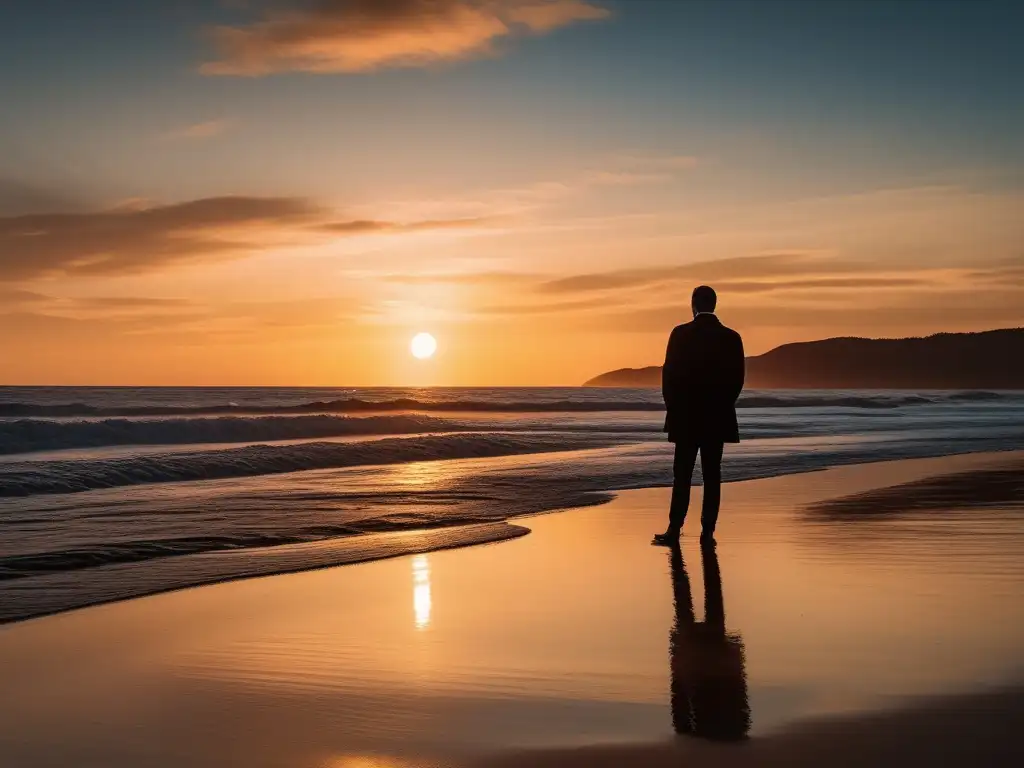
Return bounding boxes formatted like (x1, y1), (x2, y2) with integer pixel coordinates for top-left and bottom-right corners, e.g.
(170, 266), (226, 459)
(389, 458), (450, 489)
(326, 757), (420, 768)
(412, 554), (432, 630)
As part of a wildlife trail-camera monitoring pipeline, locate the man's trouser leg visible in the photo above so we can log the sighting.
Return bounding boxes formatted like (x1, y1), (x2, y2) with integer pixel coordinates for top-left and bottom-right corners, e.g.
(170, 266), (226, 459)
(668, 441), (699, 533)
(699, 441), (724, 535)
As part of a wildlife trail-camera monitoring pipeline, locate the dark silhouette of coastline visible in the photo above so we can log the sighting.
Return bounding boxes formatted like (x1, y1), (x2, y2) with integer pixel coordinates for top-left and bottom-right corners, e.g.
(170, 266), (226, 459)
(584, 327), (1024, 389)
(668, 543), (751, 741)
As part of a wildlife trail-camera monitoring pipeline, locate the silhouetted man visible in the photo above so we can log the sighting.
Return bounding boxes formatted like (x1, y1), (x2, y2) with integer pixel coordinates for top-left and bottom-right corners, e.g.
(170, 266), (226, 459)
(654, 285), (744, 545)
(668, 542), (750, 741)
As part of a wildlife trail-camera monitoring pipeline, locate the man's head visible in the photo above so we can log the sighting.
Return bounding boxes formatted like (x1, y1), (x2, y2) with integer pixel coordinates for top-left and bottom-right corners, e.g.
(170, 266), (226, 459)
(691, 285), (717, 316)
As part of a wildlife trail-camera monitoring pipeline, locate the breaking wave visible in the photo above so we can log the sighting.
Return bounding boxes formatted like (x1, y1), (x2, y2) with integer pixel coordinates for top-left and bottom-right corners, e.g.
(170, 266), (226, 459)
(0, 432), (624, 497)
(0, 514), (519, 580)
(0, 391), (1014, 419)
(0, 414), (469, 455)
(0, 414), (669, 455)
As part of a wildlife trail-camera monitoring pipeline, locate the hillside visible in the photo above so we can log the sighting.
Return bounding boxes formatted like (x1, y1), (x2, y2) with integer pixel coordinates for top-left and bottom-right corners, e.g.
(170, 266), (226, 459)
(583, 328), (1024, 389)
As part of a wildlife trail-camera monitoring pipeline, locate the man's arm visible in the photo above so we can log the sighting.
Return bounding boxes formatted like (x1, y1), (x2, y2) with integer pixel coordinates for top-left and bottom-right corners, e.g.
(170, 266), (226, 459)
(662, 328), (681, 410)
(727, 333), (745, 403)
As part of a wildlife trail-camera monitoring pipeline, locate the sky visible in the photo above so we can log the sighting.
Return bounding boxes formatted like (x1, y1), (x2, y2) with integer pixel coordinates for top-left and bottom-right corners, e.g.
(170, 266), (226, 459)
(1, 0), (1022, 385)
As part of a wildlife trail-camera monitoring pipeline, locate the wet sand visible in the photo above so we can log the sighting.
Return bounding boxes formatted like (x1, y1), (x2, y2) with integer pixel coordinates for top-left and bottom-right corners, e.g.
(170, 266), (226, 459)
(471, 685), (1024, 768)
(0, 451), (1022, 767)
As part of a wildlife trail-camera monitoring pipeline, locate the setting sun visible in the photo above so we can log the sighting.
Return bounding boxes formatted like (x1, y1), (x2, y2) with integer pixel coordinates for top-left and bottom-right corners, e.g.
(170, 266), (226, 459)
(410, 333), (438, 360)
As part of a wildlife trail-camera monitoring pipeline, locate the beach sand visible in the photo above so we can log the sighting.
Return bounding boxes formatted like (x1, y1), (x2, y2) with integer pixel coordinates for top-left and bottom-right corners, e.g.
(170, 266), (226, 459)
(1, 451), (1022, 767)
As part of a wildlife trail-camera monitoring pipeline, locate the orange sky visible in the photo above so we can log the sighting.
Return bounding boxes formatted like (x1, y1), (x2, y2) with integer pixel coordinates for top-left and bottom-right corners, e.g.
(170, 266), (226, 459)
(2, 1), (1022, 385)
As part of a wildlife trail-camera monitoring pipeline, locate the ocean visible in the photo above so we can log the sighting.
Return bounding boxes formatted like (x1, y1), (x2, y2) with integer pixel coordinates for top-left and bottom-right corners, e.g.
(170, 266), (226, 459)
(2, 386), (1023, 623)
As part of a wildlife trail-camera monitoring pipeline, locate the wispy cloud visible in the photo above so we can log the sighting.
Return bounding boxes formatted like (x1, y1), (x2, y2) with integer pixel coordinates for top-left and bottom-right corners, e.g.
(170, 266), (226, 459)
(316, 216), (497, 234)
(510, 252), (1024, 343)
(0, 287), (51, 306)
(475, 295), (612, 315)
(0, 197), (318, 280)
(535, 254), (854, 293)
(380, 270), (539, 285)
(0, 196), (496, 280)
(374, 153), (696, 224)
(531, 252), (997, 297)
(382, 254), (1023, 336)
(604, 290), (1024, 335)
(69, 296), (196, 312)
(201, 0), (610, 76)
(516, 157), (697, 201)
(160, 119), (232, 142)
(366, 255), (963, 302)
(608, 154), (699, 172)
(711, 277), (930, 293)
(0, 293), (367, 346)
(966, 259), (1024, 286)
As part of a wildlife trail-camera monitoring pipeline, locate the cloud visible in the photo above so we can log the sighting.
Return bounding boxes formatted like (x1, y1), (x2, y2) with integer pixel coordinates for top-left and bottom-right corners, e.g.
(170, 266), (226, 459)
(476, 295), (613, 315)
(538, 266), (665, 293)
(200, 0), (610, 75)
(966, 261), (1024, 286)
(578, 170), (676, 187)
(536, 253), (1024, 301)
(368, 256), (932, 309)
(536, 254), (898, 294)
(0, 292), (369, 349)
(605, 291), (1024, 335)
(0, 287), (51, 306)
(454, 160), (690, 217)
(0, 309), (213, 341)
(523, 254), (1024, 338)
(0, 197), (320, 280)
(70, 297), (196, 311)
(317, 215), (496, 234)
(0, 294), (195, 321)
(357, 152), (697, 230)
(0, 196), (494, 281)
(525, 157), (697, 198)
(216, 297), (366, 331)
(710, 277), (931, 293)
(467, 275), (931, 317)
(380, 270), (538, 285)
(160, 119), (232, 142)
(503, 0), (608, 31)
(608, 154), (699, 172)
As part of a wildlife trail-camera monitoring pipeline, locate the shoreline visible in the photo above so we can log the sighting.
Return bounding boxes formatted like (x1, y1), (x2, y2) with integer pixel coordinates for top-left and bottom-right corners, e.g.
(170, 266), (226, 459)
(4, 446), (1023, 626)
(2, 449), (1022, 766)
(0, 521), (533, 627)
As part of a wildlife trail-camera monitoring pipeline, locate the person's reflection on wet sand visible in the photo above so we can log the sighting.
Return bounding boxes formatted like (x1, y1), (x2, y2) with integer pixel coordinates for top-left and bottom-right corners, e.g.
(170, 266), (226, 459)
(668, 542), (751, 741)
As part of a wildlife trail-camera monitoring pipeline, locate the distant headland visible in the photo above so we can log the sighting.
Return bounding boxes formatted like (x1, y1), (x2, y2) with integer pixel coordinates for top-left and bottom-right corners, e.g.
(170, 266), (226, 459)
(584, 328), (1024, 389)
